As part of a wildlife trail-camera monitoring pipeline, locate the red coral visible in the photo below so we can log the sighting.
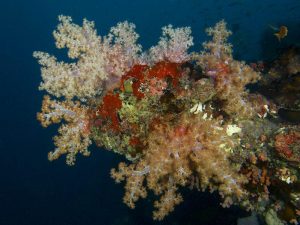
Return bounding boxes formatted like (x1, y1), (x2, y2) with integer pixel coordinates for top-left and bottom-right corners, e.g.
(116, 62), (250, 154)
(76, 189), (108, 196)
(147, 61), (183, 88)
(96, 92), (122, 131)
(145, 77), (168, 96)
(120, 64), (148, 99)
(120, 61), (183, 99)
(275, 131), (300, 160)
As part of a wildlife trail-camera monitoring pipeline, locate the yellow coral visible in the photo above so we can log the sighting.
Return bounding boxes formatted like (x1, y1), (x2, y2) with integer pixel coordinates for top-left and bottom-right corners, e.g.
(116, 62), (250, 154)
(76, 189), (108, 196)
(202, 19), (233, 59)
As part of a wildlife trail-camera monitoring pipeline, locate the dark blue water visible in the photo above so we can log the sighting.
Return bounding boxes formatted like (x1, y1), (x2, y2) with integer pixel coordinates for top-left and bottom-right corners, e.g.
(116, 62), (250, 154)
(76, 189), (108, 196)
(0, 0), (299, 224)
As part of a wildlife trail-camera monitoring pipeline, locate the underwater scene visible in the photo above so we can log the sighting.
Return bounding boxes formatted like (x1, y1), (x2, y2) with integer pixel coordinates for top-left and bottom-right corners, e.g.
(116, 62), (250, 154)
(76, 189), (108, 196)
(1, 0), (300, 224)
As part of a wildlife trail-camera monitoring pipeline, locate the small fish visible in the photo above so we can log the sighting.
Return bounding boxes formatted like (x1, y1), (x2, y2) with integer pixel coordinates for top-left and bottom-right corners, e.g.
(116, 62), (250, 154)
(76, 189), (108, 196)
(270, 25), (288, 41)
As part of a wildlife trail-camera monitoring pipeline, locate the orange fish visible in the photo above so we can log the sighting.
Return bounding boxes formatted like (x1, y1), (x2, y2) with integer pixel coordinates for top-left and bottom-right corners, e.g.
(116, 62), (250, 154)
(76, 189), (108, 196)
(271, 25), (288, 41)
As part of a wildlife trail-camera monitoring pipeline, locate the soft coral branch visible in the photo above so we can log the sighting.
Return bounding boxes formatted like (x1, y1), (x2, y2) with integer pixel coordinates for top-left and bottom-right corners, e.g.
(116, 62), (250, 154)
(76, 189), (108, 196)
(37, 95), (91, 165)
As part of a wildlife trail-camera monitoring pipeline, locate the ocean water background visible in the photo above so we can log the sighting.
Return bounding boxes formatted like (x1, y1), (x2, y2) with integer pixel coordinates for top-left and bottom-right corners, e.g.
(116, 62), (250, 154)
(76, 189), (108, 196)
(0, 0), (299, 224)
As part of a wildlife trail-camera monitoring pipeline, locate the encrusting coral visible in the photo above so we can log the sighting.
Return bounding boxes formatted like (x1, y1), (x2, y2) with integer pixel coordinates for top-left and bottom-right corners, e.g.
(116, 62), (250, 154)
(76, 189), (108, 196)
(35, 16), (300, 224)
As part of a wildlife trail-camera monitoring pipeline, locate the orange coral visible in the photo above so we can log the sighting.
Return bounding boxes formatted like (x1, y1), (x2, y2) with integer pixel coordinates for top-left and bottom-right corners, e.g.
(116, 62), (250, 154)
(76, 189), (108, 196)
(111, 113), (248, 220)
(275, 131), (300, 161)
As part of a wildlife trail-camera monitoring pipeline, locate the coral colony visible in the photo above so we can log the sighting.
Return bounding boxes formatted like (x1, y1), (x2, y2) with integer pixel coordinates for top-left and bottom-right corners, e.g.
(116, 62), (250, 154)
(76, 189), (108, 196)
(35, 16), (300, 224)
